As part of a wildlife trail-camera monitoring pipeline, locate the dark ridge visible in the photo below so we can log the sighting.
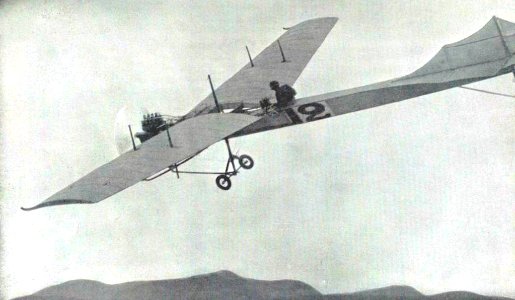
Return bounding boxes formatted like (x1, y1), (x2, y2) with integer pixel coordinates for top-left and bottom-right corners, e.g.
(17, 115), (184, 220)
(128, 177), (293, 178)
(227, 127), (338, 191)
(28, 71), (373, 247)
(325, 285), (423, 299)
(14, 270), (321, 300)
(326, 286), (513, 300)
(428, 291), (514, 300)
(12, 271), (513, 300)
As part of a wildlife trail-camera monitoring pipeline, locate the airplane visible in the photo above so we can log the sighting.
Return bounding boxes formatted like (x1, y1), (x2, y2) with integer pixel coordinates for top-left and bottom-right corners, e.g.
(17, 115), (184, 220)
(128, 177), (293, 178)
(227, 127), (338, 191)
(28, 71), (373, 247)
(22, 16), (515, 211)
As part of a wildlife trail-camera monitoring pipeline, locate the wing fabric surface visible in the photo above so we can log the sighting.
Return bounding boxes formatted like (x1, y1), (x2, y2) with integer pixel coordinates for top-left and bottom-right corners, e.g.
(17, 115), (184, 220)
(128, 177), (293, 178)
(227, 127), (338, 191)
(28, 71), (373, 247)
(22, 113), (259, 210)
(185, 17), (338, 118)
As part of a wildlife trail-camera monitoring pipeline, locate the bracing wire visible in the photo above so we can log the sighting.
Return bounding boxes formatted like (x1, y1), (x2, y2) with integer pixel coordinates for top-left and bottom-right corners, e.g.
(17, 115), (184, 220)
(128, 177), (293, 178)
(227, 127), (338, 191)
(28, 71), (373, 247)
(459, 86), (515, 98)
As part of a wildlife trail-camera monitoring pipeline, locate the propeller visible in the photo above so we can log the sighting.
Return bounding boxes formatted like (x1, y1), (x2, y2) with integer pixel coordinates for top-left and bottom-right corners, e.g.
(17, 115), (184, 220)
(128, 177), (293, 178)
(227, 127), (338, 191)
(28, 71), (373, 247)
(114, 104), (148, 155)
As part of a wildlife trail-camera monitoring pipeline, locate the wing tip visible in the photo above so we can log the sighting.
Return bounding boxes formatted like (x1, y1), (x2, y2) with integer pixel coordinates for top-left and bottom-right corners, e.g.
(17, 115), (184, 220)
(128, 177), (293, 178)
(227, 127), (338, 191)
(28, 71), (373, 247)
(20, 199), (95, 211)
(290, 17), (339, 30)
(20, 204), (46, 211)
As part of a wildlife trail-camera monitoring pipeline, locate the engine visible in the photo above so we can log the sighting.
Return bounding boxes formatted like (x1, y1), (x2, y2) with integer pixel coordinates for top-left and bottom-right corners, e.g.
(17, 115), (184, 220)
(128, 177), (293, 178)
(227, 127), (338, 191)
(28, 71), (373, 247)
(135, 112), (166, 143)
(134, 112), (185, 143)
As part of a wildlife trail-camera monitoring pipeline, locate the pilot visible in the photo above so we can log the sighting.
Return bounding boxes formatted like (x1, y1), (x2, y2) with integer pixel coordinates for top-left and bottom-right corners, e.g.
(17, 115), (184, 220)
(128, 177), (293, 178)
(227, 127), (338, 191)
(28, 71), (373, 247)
(270, 80), (296, 108)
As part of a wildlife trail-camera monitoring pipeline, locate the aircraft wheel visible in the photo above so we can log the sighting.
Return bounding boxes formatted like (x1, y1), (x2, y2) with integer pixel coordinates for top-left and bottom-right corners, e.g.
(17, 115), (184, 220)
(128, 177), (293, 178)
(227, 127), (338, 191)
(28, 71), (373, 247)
(238, 154), (254, 170)
(216, 175), (232, 190)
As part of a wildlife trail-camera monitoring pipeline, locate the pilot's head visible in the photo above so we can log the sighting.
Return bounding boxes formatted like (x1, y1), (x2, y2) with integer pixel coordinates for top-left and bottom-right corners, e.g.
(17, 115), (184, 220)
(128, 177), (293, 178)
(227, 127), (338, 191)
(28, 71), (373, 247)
(269, 81), (280, 90)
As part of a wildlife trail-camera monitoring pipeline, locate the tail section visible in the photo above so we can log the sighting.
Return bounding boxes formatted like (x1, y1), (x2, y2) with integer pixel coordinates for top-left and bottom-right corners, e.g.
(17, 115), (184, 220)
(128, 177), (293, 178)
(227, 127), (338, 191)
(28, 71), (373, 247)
(232, 17), (514, 137)
(400, 16), (514, 84)
(292, 16), (515, 119)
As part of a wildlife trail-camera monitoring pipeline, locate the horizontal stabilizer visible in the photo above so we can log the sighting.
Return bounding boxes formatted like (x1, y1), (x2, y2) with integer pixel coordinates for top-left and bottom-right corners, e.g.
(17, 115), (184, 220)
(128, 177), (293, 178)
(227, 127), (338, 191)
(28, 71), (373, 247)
(398, 16), (514, 84)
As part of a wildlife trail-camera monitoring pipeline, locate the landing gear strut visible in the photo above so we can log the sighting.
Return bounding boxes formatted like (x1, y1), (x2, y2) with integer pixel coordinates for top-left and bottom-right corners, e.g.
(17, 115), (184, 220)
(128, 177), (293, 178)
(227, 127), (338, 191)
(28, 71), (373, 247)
(144, 138), (254, 191)
(213, 138), (254, 190)
(214, 153), (254, 190)
(213, 153), (253, 190)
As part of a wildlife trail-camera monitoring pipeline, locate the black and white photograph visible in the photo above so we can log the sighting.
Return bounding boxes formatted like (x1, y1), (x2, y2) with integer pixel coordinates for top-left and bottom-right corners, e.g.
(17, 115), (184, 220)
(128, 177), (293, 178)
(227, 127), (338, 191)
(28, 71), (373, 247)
(0, 1), (514, 299)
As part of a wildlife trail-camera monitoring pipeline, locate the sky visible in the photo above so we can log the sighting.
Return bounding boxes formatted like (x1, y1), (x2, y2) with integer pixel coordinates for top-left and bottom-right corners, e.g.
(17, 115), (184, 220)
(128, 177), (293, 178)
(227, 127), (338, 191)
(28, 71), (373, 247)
(1, 1), (514, 299)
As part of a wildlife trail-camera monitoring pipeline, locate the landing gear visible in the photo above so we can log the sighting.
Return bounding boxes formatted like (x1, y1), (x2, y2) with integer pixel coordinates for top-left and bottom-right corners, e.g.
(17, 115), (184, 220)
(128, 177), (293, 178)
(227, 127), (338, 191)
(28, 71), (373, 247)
(211, 138), (254, 191)
(144, 137), (254, 191)
(215, 175), (232, 190)
(238, 154), (254, 170)
(213, 152), (254, 191)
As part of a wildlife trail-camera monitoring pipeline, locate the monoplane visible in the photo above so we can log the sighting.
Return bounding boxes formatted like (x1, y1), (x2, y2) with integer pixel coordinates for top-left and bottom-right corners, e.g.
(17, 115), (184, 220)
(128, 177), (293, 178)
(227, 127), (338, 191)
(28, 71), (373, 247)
(23, 16), (515, 210)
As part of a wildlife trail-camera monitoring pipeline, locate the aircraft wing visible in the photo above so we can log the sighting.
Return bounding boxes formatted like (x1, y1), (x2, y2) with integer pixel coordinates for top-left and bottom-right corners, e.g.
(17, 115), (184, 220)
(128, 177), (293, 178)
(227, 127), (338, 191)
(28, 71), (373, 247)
(231, 16), (515, 137)
(185, 17), (338, 118)
(22, 113), (259, 211)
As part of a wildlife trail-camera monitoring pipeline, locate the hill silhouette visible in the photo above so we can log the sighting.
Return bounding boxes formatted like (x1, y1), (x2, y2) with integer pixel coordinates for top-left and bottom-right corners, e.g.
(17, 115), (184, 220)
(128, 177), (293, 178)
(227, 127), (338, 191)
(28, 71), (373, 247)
(13, 270), (513, 300)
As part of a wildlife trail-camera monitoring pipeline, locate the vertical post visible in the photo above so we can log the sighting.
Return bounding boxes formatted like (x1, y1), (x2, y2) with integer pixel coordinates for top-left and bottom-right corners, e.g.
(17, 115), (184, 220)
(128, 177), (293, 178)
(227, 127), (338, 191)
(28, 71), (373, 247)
(493, 16), (511, 58)
(277, 40), (287, 62)
(128, 125), (137, 151)
(170, 164), (179, 178)
(165, 126), (173, 148)
(245, 45), (254, 67)
(208, 74), (222, 113)
(224, 138), (237, 173)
